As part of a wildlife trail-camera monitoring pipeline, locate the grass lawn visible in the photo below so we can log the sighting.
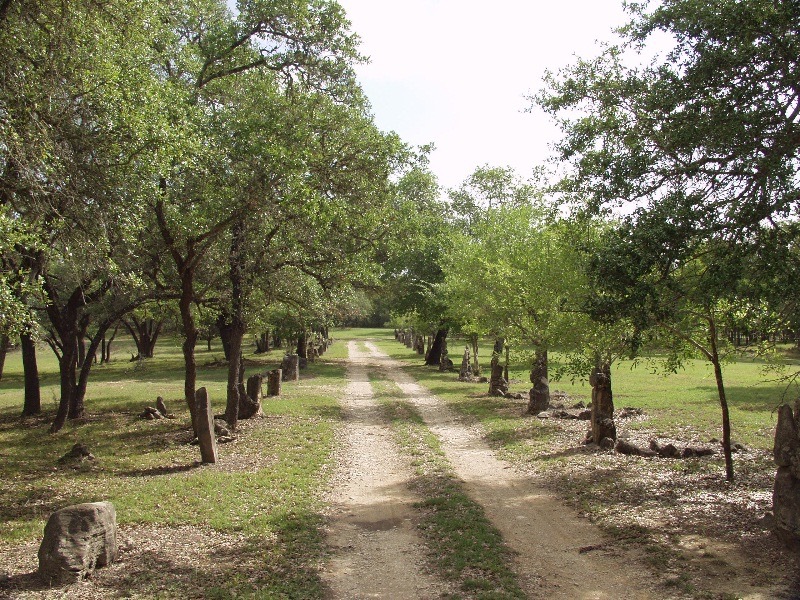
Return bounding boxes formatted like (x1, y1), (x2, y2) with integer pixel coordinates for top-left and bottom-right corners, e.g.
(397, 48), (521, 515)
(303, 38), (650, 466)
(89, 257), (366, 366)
(362, 328), (800, 598)
(0, 327), (797, 598)
(0, 334), (349, 598)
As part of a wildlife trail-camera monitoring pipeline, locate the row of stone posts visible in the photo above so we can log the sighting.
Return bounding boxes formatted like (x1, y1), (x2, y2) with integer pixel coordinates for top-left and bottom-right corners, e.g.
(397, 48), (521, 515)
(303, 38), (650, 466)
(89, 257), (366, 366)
(192, 335), (333, 465)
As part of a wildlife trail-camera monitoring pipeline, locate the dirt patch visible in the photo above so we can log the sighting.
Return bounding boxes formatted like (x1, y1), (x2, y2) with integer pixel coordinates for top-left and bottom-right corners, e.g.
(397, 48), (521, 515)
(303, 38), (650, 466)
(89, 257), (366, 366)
(320, 342), (457, 598)
(363, 342), (657, 599)
(0, 524), (253, 599)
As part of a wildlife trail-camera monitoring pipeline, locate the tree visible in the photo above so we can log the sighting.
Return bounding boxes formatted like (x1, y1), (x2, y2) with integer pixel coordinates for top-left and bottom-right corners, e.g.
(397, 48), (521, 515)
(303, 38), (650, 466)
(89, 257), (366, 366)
(377, 160), (453, 365)
(587, 216), (800, 480)
(148, 0), (368, 433)
(1, 0), (172, 432)
(537, 0), (800, 479)
(538, 0), (800, 234)
(441, 176), (579, 411)
(207, 69), (406, 430)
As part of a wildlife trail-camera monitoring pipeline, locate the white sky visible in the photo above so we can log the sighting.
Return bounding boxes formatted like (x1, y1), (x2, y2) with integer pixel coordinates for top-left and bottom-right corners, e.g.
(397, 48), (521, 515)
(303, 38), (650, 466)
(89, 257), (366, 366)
(337, 0), (637, 192)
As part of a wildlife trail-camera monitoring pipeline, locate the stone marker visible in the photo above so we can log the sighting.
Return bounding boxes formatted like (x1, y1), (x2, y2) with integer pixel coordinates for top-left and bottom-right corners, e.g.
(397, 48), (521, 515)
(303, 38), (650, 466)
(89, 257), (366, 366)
(38, 501), (117, 584)
(195, 387), (218, 463)
(527, 352), (550, 414)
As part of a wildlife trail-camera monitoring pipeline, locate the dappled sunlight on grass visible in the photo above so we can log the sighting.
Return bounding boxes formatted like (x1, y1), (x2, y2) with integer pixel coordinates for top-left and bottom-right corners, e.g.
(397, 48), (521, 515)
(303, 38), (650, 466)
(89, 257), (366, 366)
(0, 334), (349, 598)
(362, 328), (800, 598)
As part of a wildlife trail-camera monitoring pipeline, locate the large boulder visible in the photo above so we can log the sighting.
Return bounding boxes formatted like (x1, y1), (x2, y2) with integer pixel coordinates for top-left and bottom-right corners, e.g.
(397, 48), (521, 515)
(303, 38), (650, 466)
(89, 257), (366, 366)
(38, 501), (117, 584)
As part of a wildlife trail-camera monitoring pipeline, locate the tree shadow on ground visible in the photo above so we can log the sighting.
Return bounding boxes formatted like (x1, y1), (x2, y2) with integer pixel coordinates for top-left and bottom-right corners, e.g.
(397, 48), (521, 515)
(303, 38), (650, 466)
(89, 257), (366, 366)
(120, 463), (200, 478)
(0, 509), (328, 600)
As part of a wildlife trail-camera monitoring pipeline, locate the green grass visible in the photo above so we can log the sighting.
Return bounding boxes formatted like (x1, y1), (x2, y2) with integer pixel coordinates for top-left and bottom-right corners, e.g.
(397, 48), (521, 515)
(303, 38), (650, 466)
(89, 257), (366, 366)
(347, 329), (795, 599)
(361, 329), (795, 454)
(1, 328), (793, 597)
(370, 373), (525, 600)
(0, 334), (347, 598)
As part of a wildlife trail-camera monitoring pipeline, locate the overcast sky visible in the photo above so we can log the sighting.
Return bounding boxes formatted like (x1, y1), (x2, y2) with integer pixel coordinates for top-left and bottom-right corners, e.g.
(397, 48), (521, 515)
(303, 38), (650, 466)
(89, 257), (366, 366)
(337, 1), (637, 192)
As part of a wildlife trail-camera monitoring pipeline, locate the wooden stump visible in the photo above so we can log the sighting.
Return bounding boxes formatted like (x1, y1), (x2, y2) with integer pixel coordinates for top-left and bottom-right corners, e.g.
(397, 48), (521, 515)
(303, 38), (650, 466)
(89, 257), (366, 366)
(527, 350), (550, 414)
(458, 346), (472, 381)
(195, 387), (218, 464)
(281, 354), (299, 381)
(239, 374), (262, 419)
(266, 369), (282, 397)
(590, 363), (616, 444)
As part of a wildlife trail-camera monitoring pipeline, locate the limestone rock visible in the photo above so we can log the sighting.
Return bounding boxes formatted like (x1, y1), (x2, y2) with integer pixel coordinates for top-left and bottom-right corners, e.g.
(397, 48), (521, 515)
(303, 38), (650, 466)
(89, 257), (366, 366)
(599, 437), (615, 450)
(617, 407), (644, 419)
(214, 419), (230, 438)
(615, 439), (657, 457)
(156, 396), (169, 417)
(266, 368), (282, 397)
(682, 446), (716, 458)
(650, 439), (681, 459)
(589, 364), (616, 444)
(196, 387), (218, 464)
(527, 385), (549, 414)
(38, 502), (117, 584)
(458, 347), (473, 381)
(58, 443), (94, 464)
(139, 406), (163, 420)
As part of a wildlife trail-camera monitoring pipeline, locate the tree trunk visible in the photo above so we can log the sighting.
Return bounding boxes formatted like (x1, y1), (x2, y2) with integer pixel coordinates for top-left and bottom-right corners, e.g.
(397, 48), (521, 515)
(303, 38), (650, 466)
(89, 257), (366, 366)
(122, 317), (162, 359)
(0, 333), (8, 381)
(527, 349), (550, 414)
(709, 320), (734, 481)
(224, 218), (247, 431)
(101, 323), (119, 364)
(179, 269), (199, 436)
(218, 313), (234, 362)
(297, 329), (308, 370)
(469, 334), (480, 376)
(425, 328), (448, 366)
(51, 337), (78, 433)
(76, 315), (89, 368)
(20, 333), (40, 416)
(225, 342), (244, 430)
(72, 322), (113, 420)
(255, 331), (270, 353)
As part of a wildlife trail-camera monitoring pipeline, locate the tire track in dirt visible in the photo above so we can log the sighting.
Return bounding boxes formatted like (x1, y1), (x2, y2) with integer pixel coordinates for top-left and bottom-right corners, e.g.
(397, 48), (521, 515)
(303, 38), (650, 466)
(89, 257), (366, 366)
(321, 341), (455, 599)
(363, 341), (656, 600)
